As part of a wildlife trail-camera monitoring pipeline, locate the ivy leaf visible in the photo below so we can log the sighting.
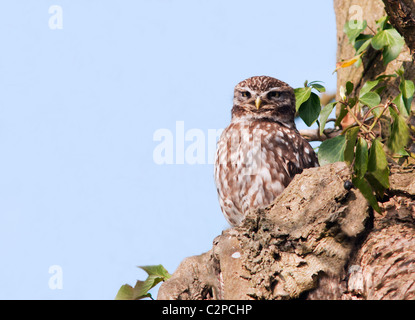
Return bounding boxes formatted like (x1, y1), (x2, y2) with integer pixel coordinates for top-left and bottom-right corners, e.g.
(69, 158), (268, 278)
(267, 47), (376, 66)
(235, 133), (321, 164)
(346, 81), (354, 96)
(367, 138), (390, 190)
(376, 16), (390, 31)
(344, 20), (367, 44)
(354, 34), (373, 54)
(294, 87), (312, 111)
(352, 176), (381, 213)
(115, 284), (135, 300)
(393, 93), (408, 117)
(375, 73), (398, 81)
(335, 103), (349, 127)
(396, 67), (405, 77)
(400, 79), (415, 98)
(388, 107), (410, 154)
(135, 276), (162, 299)
(399, 79), (415, 114)
(319, 102), (336, 135)
(115, 264), (171, 300)
(139, 265), (171, 280)
(359, 92), (381, 108)
(359, 80), (380, 97)
(355, 137), (368, 179)
(365, 172), (387, 198)
(374, 85), (386, 96)
(344, 126), (360, 165)
(115, 280), (154, 300)
(371, 28), (405, 65)
(309, 83), (326, 93)
(115, 279), (157, 300)
(339, 85), (347, 101)
(298, 92), (321, 127)
(318, 135), (346, 166)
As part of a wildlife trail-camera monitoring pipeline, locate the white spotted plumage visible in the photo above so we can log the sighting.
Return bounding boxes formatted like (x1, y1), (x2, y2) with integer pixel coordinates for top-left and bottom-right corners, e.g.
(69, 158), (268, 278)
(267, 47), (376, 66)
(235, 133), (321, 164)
(214, 76), (319, 227)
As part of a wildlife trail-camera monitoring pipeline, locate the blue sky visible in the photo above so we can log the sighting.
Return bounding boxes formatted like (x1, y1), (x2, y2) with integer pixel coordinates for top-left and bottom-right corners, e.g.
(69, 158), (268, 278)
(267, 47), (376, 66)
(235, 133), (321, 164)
(0, 1), (337, 299)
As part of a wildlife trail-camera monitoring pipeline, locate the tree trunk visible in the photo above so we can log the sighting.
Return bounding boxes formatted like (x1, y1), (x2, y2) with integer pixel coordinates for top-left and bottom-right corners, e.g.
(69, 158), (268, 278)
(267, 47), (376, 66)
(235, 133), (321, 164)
(157, 0), (415, 300)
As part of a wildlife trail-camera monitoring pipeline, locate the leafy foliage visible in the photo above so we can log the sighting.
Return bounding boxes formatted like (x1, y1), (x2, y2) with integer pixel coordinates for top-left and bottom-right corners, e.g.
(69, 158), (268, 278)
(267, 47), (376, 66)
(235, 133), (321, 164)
(341, 16), (405, 67)
(318, 135), (346, 166)
(294, 81), (326, 127)
(115, 264), (171, 300)
(294, 17), (414, 213)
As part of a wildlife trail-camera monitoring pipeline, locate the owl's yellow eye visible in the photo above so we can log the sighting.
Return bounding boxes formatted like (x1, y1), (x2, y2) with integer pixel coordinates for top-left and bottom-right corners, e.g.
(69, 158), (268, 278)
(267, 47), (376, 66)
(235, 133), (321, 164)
(241, 91), (251, 98)
(267, 91), (280, 99)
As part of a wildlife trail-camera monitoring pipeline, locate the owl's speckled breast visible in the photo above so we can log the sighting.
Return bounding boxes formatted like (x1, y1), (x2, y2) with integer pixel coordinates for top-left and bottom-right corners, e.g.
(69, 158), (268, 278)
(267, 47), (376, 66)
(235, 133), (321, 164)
(214, 119), (318, 226)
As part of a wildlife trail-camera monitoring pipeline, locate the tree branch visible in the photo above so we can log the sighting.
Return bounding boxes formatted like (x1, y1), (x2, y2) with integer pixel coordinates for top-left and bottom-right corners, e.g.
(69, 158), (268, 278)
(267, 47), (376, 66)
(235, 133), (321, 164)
(299, 127), (342, 142)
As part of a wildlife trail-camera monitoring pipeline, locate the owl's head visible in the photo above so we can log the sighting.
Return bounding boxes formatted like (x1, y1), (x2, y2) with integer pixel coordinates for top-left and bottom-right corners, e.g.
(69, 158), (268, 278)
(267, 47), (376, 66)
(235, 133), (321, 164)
(231, 76), (296, 128)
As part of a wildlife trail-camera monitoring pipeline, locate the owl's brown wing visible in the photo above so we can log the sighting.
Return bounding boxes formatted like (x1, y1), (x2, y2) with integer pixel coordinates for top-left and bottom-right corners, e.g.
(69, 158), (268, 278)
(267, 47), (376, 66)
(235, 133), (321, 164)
(286, 161), (304, 178)
(281, 132), (319, 180)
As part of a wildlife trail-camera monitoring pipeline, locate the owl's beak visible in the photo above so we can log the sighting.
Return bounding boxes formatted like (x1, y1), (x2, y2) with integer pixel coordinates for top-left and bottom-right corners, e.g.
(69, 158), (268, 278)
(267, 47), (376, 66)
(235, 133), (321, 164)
(255, 97), (262, 110)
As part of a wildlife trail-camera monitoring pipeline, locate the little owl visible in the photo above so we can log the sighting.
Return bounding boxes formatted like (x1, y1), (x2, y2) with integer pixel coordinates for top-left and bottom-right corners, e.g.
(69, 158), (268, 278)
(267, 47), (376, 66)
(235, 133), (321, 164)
(214, 76), (319, 227)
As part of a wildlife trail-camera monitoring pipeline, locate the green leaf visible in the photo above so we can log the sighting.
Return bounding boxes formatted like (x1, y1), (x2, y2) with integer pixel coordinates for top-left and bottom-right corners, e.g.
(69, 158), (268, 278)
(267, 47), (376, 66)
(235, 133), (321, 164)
(367, 139), (390, 190)
(352, 176), (380, 213)
(393, 93), (409, 117)
(115, 284), (135, 300)
(376, 16), (390, 31)
(307, 81), (323, 86)
(319, 102), (336, 135)
(371, 28), (405, 65)
(388, 108), (410, 154)
(365, 172), (387, 198)
(358, 84), (381, 115)
(401, 79), (415, 98)
(354, 57), (363, 68)
(348, 97), (358, 109)
(354, 34), (373, 54)
(355, 137), (368, 179)
(134, 277), (162, 299)
(396, 66), (405, 77)
(310, 83), (326, 93)
(339, 85), (347, 101)
(344, 126), (360, 165)
(318, 135), (346, 166)
(359, 92), (381, 108)
(298, 92), (321, 127)
(395, 148), (410, 157)
(115, 279), (157, 300)
(139, 265), (171, 280)
(346, 81), (354, 96)
(359, 80), (380, 97)
(294, 87), (312, 111)
(335, 103), (348, 127)
(375, 73), (398, 81)
(374, 85), (386, 96)
(400, 79), (415, 114)
(344, 20), (367, 44)
(115, 264), (171, 300)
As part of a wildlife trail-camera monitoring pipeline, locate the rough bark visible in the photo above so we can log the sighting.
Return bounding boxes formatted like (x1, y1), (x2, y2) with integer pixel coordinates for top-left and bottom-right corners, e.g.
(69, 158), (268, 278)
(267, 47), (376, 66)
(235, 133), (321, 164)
(308, 166), (415, 299)
(158, 163), (415, 300)
(382, 0), (415, 54)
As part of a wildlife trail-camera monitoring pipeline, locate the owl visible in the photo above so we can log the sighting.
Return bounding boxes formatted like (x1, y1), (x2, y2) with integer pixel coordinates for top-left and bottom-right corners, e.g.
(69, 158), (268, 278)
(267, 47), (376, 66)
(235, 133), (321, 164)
(214, 76), (319, 227)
